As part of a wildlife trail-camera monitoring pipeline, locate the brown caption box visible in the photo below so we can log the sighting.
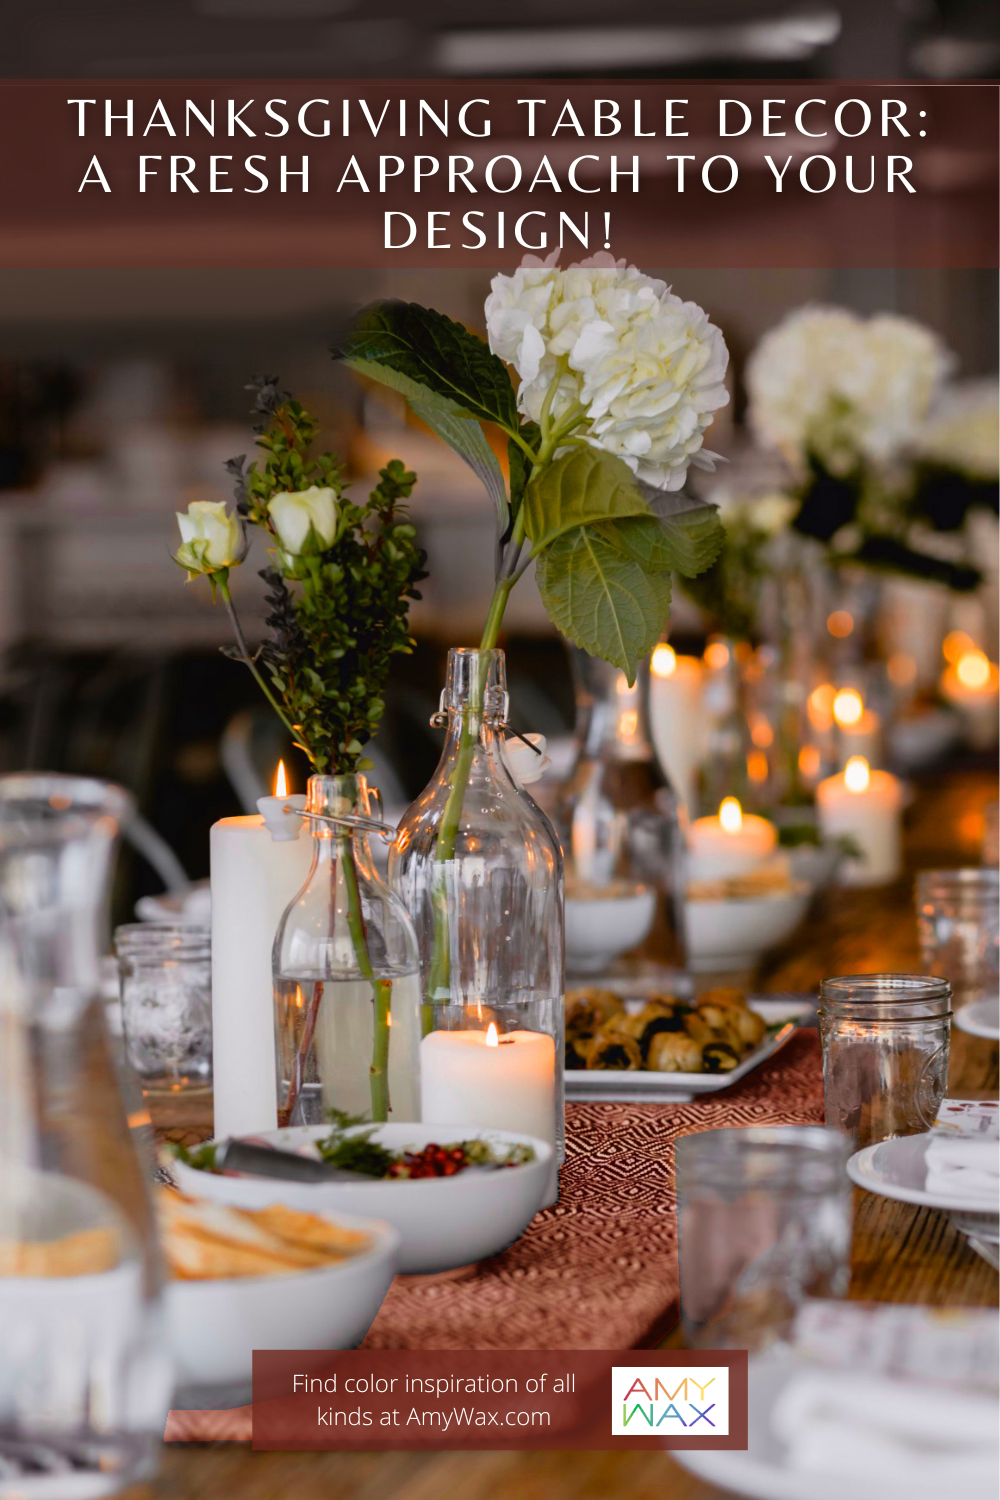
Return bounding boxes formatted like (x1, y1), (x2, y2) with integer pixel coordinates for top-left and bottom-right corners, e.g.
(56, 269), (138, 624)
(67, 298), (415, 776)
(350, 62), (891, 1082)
(251, 1348), (748, 1452)
(0, 80), (995, 267)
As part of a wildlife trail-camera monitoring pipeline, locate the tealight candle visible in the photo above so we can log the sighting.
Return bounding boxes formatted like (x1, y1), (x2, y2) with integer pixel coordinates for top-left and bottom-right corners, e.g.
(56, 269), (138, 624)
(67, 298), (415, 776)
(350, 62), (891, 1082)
(817, 755), (902, 887)
(941, 650), (1000, 750)
(687, 796), (777, 881)
(648, 644), (705, 810)
(420, 1024), (557, 1200)
(210, 762), (312, 1138)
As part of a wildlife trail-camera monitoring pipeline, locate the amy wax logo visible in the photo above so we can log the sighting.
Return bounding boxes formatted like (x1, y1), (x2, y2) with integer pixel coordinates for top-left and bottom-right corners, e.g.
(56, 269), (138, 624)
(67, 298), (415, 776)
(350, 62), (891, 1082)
(610, 1367), (729, 1437)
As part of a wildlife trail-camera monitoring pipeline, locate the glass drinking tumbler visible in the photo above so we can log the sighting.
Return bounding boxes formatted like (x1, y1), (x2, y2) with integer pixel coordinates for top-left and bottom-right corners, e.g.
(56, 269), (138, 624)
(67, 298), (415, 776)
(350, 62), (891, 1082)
(115, 923), (212, 1094)
(916, 869), (999, 1015)
(819, 974), (952, 1146)
(676, 1125), (852, 1350)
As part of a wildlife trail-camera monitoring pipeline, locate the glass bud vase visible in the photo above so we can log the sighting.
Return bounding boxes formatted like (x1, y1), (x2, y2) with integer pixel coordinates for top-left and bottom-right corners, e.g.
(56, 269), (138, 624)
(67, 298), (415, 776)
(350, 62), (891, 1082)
(554, 646), (685, 976)
(273, 773), (421, 1128)
(389, 649), (564, 1202)
(0, 774), (171, 1494)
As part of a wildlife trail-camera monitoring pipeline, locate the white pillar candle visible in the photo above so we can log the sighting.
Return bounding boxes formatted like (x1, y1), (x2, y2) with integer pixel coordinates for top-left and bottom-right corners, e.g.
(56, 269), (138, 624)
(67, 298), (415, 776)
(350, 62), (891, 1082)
(817, 756), (902, 887)
(832, 687), (882, 768)
(688, 797), (777, 881)
(420, 1025), (557, 1198)
(648, 645), (705, 811)
(210, 811), (312, 1139)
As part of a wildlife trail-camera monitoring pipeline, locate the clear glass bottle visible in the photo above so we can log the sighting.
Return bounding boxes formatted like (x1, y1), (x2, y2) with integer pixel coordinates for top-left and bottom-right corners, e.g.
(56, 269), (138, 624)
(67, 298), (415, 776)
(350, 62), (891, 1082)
(0, 773), (171, 1494)
(273, 772), (421, 1128)
(555, 646), (684, 973)
(389, 649), (564, 1197)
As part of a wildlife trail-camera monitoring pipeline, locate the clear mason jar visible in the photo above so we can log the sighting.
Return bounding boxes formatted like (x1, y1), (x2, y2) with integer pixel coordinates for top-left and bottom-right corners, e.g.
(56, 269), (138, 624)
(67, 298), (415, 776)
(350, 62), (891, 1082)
(554, 646), (684, 975)
(0, 773), (171, 1493)
(389, 648), (564, 1201)
(915, 868), (999, 1015)
(676, 1125), (852, 1350)
(818, 974), (952, 1147)
(114, 924), (212, 1094)
(272, 773), (422, 1128)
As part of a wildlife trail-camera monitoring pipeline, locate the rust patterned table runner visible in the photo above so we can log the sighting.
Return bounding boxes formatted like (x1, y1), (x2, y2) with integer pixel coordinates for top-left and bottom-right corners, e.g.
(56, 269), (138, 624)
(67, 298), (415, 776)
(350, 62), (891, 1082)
(166, 1029), (823, 1442)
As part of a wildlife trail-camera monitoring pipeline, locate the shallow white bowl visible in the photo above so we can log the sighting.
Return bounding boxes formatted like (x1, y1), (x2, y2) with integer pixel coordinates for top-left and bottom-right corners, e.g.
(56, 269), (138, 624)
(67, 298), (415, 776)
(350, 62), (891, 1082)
(167, 1209), (398, 1393)
(565, 886), (657, 973)
(683, 887), (811, 972)
(172, 1123), (553, 1274)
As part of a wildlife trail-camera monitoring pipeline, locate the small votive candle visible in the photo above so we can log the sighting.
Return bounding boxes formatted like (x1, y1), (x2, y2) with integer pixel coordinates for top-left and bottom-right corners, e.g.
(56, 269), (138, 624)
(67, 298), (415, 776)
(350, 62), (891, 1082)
(817, 756), (902, 886)
(941, 650), (1000, 750)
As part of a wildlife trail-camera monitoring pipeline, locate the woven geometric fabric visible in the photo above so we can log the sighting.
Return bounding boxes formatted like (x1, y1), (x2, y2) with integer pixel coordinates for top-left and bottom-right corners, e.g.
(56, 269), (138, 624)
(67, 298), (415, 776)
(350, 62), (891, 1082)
(165, 1029), (823, 1441)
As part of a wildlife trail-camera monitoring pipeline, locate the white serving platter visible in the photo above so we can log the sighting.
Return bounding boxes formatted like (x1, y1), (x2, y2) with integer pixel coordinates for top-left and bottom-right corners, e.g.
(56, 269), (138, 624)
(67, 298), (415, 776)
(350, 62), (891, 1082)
(846, 1130), (1000, 1218)
(564, 996), (812, 1102)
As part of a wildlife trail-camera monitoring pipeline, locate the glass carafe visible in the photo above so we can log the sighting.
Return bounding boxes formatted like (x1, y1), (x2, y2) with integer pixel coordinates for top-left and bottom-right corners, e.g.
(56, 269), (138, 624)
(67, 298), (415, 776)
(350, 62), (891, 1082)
(0, 773), (171, 1496)
(555, 646), (684, 974)
(273, 773), (421, 1128)
(388, 649), (564, 1199)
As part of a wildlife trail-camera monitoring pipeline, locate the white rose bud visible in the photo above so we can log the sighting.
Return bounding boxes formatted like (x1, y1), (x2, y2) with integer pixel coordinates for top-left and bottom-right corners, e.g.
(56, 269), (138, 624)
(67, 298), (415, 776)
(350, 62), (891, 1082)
(269, 486), (338, 555)
(175, 500), (244, 577)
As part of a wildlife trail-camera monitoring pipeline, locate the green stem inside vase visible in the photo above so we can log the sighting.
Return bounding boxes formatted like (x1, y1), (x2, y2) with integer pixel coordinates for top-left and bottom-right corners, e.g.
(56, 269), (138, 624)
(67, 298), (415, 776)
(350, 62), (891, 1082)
(339, 832), (391, 1122)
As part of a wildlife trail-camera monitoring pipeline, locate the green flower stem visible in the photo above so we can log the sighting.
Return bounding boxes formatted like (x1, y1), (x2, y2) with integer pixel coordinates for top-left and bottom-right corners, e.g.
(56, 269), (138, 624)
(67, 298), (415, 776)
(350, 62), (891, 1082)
(218, 578), (301, 748)
(340, 832), (391, 1122)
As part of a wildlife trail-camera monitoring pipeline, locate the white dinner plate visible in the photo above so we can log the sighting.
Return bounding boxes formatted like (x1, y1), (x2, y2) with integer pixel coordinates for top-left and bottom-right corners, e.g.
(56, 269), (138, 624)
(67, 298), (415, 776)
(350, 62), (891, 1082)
(564, 997), (811, 1102)
(172, 1123), (552, 1274)
(671, 1345), (998, 1500)
(955, 998), (1000, 1041)
(847, 1129), (1000, 1238)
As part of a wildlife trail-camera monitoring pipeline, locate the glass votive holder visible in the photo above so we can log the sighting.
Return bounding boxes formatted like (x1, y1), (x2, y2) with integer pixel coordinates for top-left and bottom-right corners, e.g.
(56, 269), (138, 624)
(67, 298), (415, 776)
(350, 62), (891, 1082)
(676, 1126), (852, 1351)
(916, 868), (1000, 1014)
(115, 923), (212, 1094)
(818, 974), (951, 1147)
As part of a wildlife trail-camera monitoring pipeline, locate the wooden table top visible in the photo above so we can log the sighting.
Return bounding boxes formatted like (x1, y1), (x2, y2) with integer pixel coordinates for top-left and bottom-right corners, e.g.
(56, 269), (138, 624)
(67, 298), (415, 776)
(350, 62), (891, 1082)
(130, 764), (998, 1500)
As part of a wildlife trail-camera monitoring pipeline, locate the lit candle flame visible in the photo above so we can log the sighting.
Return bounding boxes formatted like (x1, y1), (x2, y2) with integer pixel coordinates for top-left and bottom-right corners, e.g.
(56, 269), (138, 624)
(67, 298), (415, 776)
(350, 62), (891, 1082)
(833, 687), (864, 727)
(844, 755), (870, 793)
(719, 796), (743, 834)
(651, 643), (677, 679)
(956, 649), (991, 690)
(486, 1022), (499, 1048)
(274, 760), (288, 798)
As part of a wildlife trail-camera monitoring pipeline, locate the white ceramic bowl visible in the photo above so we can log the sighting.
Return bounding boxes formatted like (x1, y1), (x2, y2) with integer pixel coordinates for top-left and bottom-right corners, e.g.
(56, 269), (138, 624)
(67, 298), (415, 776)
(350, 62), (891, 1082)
(172, 1123), (553, 1274)
(565, 886), (657, 973)
(167, 1209), (398, 1392)
(683, 887), (811, 973)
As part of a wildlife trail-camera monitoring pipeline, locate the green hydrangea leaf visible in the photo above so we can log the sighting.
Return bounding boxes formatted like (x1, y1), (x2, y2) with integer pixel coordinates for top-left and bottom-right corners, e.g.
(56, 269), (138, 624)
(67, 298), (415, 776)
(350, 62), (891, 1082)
(629, 484), (727, 579)
(535, 524), (672, 683)
(336, 301), (519, 433)
(523, 447), (652, 554)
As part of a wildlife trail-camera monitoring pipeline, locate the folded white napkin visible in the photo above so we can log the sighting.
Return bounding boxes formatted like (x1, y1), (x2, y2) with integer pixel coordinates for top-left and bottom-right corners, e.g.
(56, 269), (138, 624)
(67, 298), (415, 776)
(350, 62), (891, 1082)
(925, 1134), (1000, 1204)
(772, 1369), (999, 1488)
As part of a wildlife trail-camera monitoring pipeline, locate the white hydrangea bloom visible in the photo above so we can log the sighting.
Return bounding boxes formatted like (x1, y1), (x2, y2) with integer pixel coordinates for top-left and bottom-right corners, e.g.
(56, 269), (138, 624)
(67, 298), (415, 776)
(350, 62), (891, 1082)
(916, 379), (999, 480)
(746, 305), (954, 476)
(485, 253), (730, 491)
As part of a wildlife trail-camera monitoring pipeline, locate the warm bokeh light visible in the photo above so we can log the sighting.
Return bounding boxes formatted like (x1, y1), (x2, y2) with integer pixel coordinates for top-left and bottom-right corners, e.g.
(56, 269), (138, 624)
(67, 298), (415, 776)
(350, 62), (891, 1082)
(827, 610), (854, 639)
(704, 640), (731, 671)
(844, 755), (871, 793)
(618, 709), (639, 740)
(798, 745), (822, 780)
(887, 653), (917, 688)
(486, 1022), (499, 1048)
(274, 760), (288, 797)
(750, 714), (774, 749)
(651, 643), (677, 678)
(747, 750), (769, 783)
(833, 688), (864, 727)
(956, 649), (992, 690)
(943, 629), (976, 664)
(719, 796), (743, 834)
(615, 672), (633, 696)
(808, 683), (836, 730)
